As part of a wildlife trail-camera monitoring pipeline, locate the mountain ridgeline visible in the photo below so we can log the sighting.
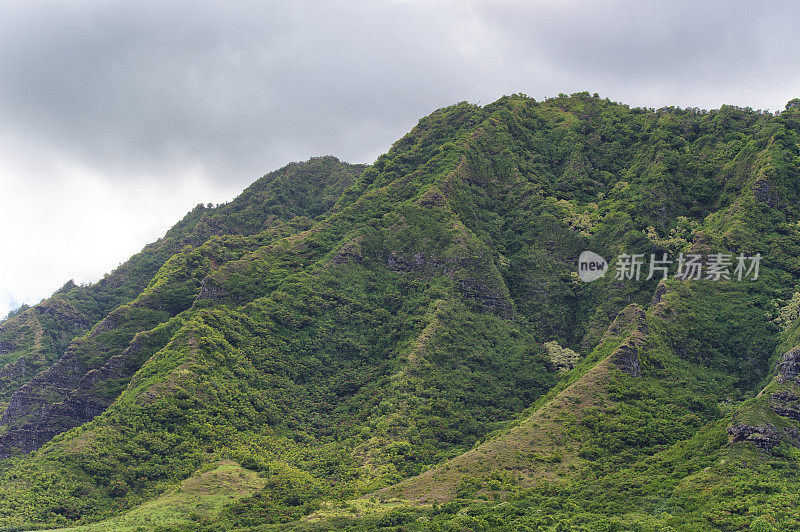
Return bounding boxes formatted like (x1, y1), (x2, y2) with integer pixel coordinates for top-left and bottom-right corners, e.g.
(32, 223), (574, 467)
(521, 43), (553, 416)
(1, 93), (800, 530)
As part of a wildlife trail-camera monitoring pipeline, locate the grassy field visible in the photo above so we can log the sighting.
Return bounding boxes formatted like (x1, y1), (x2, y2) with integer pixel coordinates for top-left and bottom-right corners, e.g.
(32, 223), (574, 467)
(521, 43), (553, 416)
(50, 461), (264, 531)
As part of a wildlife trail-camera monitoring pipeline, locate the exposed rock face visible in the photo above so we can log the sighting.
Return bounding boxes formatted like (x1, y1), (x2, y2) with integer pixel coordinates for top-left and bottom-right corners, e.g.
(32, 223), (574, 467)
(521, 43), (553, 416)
(0, 320), (169, 459)
(604, 304), (648, 377)
(0, 358), (28, 382)
(0, 428), (56, 456)
(754, 178), (781, 207)
(611, 337), (644, 377)
(195, 273), (231, 305)
(727, 347), (800, 453)
(387, 251), (450, 272)
(651, 281), (668, 307)
(771, 390), (799, 402)
(776, 346), (800, 383)
(1, 349), (86, 425)
(0, 348), (89, 458)
(456, 278), (513, 316)
(727, 424), (781, 450)
(386, 250), (513, 316)
(0, 300), (92, 400)
(602, 303), (647, 341)
(771, 403), (800, 423)
(769, 388), (800, 422)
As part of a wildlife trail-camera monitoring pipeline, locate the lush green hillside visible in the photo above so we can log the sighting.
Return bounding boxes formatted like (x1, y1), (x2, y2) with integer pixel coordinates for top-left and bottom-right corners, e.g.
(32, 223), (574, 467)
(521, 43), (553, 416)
(0, 156), (364, 459)
(1, 93), (800, 531)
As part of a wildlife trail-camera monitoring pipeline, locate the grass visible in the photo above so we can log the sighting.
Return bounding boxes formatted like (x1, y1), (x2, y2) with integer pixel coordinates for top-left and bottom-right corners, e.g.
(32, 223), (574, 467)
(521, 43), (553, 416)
(304, 498), (427, 523)
(49, 461), (264, 531)
(370, 326), (635, 503)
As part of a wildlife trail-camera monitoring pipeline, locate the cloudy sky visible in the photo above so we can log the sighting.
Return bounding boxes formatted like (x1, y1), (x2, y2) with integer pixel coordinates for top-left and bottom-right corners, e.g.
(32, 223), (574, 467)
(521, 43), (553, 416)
(1, 0), (799, 318)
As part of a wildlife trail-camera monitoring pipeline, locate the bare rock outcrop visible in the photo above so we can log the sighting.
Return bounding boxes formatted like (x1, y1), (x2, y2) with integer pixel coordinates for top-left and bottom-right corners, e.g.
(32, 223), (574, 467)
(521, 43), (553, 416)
(776, 346), (800, 383)
(0, 323), (167, 459)
(753, 177), (782, 207)
(604, 304), (648, 377)
(386, 250), (513, 316)
(727, 424), (782, 450)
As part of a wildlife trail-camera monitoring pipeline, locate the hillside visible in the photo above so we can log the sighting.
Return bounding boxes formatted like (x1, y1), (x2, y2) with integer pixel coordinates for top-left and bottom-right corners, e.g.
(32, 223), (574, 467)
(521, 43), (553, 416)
(0, 156), (365, 458)
(1, 93), (800, 530)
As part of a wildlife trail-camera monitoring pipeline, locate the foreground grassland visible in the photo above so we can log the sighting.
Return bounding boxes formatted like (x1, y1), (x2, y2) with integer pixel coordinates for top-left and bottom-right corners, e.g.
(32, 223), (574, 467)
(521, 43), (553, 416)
(51, 461), (264, 531)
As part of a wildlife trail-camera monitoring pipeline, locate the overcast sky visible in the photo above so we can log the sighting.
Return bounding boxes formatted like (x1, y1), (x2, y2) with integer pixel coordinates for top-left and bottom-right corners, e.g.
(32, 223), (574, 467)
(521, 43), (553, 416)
(1, 0), (799, 318)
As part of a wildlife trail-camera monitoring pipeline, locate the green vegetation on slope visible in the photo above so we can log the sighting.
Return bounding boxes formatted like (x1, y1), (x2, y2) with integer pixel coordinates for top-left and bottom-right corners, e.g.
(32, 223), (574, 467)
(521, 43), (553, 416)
(1, 93), (800, 531)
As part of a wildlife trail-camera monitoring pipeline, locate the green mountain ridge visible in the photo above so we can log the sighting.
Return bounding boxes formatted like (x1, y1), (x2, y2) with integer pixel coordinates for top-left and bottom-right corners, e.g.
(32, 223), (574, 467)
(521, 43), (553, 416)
(1, 93), (800, 530)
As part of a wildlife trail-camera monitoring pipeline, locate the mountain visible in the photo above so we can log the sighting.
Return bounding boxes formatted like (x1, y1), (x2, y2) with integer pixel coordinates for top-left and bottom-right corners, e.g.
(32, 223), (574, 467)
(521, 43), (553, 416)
(1, 93), (800, 531)
(0, 156), (364, 454)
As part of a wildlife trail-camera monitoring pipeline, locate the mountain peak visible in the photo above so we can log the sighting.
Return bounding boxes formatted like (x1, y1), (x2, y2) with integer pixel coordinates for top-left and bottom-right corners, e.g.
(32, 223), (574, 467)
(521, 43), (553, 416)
(2, 93), (800, 529)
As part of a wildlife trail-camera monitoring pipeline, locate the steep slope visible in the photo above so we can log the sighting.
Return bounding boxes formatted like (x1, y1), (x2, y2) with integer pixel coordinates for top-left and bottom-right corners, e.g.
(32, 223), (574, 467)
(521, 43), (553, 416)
(374, 303), (649, 503)
(0, 157), (364, 458)
(348, 279), (784, 530)
(0, 103), (563, 527)
(0, 297), (91, 403)
(0, 186), (558, 527)
(1, 93), (800, 530)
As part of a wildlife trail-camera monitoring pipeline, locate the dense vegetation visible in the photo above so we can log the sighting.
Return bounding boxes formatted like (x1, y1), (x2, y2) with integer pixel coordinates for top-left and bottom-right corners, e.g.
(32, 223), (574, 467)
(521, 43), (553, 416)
(1, 93), (800, 530)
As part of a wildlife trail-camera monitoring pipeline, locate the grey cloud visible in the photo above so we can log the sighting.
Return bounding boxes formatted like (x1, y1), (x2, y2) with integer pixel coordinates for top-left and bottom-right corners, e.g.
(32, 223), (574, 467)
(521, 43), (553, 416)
(1, 0), (799, 192)
(0, 1), (492, 186)
(3, 0), (800, 313)
(472, 1), (800, 108)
